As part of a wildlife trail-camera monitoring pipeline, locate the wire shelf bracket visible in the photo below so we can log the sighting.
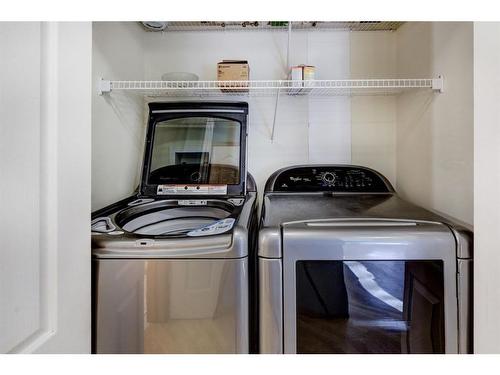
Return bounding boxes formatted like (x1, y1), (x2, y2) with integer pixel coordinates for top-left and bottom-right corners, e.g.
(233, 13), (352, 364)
(98, 78), (111, 96)
(271, 82), (282, 142)
(432, 75), (444, 93)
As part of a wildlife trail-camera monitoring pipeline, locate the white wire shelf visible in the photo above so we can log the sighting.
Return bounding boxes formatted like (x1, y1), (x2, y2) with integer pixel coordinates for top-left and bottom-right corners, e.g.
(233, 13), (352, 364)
(98, 78), (444, 97)
(141, 21), (404, 32)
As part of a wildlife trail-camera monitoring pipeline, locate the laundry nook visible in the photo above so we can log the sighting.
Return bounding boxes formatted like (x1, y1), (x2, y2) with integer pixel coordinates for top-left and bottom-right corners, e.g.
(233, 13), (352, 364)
(2, 11), (500, 368)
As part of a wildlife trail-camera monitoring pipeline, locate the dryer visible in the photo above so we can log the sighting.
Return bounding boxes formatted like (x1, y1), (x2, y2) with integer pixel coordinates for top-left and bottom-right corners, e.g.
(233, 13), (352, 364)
(258, 165), (472, 354)
(91, 102), (258, 354)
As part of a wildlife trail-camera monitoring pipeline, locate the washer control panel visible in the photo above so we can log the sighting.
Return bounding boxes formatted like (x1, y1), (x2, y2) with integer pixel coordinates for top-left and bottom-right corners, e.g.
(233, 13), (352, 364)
(270, 166), (392, 193)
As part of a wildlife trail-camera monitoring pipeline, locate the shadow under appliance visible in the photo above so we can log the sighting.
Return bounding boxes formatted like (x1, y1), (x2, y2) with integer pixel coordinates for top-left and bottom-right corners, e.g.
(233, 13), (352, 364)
(92, 102), (258, 354)
(258, 165), (472, 354)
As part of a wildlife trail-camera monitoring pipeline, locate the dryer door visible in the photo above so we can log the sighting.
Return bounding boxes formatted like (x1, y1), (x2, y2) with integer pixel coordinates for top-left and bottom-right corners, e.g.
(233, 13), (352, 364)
(281, 219), (458, 354)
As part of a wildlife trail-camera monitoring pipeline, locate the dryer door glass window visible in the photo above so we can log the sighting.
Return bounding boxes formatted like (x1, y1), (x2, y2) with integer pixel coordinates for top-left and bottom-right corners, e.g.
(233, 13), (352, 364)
(149, 117), (241, 185)
(295, 260), (445, 354)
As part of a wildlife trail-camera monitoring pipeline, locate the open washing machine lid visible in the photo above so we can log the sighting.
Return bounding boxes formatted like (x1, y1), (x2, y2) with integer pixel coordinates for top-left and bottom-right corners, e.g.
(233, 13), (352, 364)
(139, 102), (249, 199)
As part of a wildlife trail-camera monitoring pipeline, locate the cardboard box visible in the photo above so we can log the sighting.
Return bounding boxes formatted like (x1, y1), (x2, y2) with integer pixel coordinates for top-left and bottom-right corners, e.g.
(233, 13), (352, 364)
(288, 65), (316, 94)
(217, 60), (249, 92)
(289, 65), (316, 81)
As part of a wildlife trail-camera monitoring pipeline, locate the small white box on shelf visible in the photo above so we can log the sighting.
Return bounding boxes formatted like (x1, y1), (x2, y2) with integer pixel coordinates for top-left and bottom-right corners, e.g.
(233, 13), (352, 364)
(288, 65), (315, 95)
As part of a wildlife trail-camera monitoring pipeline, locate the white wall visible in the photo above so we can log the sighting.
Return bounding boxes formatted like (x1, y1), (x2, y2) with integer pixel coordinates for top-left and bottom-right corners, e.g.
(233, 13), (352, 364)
(92, 26), (409, 205)
(141, 30), (352, 194)
(0, 22), (91, 353)
(92, 22), (146, 211)
(350, 31), (397, 186)
(92, 23), (473, 228)
(396, 22), (473, 225)
(473, 22), (500, 354)
(92, 25), (407, 206)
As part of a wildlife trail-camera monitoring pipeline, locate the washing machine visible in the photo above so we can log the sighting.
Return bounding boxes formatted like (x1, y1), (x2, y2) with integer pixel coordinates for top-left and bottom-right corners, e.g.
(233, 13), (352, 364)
(91, 102), (258, 354)
(258, 165), (472, 354)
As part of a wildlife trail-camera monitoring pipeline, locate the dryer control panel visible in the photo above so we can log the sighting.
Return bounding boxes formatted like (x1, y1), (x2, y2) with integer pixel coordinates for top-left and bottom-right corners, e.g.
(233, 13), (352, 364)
(268, 166), (393, 193)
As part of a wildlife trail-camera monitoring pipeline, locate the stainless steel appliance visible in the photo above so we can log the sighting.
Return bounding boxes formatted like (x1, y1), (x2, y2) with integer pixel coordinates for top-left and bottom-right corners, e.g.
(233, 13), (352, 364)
(258, 165), (472, 354)
(92, 102), (258, 354)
